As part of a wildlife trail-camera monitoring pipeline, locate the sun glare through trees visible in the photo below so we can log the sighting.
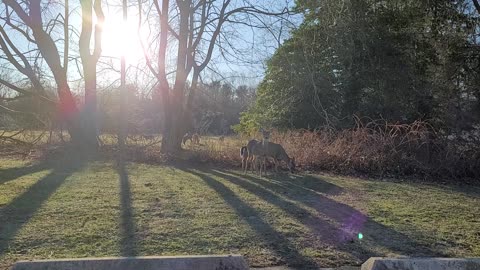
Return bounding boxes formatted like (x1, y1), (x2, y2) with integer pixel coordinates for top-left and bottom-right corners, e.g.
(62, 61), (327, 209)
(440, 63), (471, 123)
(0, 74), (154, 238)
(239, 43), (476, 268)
(102, 15), (146, 64)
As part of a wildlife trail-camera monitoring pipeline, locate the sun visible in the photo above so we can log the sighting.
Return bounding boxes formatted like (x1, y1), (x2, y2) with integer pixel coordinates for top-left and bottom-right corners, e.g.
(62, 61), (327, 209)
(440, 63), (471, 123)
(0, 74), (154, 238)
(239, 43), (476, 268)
(101, 15), (145, 64)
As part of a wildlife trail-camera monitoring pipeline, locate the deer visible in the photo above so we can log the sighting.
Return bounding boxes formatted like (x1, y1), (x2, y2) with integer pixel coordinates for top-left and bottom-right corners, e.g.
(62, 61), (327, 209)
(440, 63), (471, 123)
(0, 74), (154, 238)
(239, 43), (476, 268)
(243, 131), (295, 175)
(182, 132), (200, 146)
(182, 133), (192, 145)
(192, 133), (200, 145)
(243, 129), (271, 175)
(262, 141), (296, 173)
(240, 144), (249, 172)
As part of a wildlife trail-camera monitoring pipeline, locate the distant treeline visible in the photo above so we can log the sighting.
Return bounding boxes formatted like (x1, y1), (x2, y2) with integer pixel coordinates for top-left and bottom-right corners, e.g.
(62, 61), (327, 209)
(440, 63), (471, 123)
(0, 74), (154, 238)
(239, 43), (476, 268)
(0, 82), (255, 136)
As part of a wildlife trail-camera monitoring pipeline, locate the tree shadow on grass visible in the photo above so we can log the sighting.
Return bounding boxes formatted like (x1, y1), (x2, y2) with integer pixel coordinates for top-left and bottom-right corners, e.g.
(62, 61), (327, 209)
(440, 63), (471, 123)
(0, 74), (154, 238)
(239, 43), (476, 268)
(115, 159), (138, 257)
(182, 168), (319, 269)
(225, 170), (445, 261)
(200, 169), (377, 264)
(262, 173), (344, 197)
(0, 153), (88, 256)
(0, 162), (52, 185)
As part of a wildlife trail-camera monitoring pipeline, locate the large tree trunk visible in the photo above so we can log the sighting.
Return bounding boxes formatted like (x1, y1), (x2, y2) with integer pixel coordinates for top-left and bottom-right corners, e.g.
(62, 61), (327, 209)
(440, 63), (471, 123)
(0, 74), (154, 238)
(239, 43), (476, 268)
(57, 82), (82, 146)
(160, 0), (190, 153)
(180, 69), (200, 135)
(161, 84), (188, 153)
(82, 60), (99, 149)
(161, 104), (185, 153)
(79, 0), (104, 151)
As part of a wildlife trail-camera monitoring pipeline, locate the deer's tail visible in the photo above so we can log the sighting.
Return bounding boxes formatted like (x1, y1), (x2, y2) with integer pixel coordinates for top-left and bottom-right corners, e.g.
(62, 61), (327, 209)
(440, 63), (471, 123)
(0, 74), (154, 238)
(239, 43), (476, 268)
(240, 146), (248, 158)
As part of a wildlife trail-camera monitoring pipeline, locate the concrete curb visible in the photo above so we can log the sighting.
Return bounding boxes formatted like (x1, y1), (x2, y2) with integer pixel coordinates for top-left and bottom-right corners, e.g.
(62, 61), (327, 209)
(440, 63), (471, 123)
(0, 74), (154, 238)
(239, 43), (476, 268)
(361, 257), (480, 270)
(12, 255), (248, 270)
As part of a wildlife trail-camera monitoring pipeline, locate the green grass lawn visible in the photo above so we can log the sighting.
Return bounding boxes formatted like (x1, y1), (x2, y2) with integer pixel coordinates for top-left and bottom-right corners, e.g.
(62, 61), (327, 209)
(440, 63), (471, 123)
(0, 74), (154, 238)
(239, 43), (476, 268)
(1, 156), (479, 269)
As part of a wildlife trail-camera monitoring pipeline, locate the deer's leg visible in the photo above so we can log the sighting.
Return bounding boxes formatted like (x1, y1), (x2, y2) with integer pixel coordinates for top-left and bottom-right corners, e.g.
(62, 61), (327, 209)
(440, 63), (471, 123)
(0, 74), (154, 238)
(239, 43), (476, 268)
(250, 156), (254, 174)
(259, 157), (262, 176)
(261, 157), (265, 176)
(244, 158), (247, 173)
(251, 156), (255, 173)
(264, 157), (268, 176)
(258, 157), (261, 176)
(263, 157), (266, 175)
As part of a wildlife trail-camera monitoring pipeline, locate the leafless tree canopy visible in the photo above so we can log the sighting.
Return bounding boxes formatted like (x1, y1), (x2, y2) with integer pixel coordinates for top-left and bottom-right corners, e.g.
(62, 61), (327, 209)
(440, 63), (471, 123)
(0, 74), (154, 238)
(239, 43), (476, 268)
(137, 0), (292, 152)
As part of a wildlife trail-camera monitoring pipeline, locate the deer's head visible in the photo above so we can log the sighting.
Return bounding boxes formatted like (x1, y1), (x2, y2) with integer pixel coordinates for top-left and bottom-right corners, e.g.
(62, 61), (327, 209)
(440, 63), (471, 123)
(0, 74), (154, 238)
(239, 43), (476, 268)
(260, 128), (271, 141)
(288, 157), (296, 173)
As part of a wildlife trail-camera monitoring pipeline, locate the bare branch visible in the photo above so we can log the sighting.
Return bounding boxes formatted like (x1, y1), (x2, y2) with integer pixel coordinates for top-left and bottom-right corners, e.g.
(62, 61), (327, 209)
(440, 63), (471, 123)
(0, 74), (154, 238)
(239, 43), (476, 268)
(0, 105), (48, 128)
(64, 0), (69, 72)
(0, 78), (31, 96)
(138, 0), (160, 78)
(0, 25), (45, 93)
(473, 0), (480, 14)
(2, 10), (36, 43)
(5, 0), (69, 90)
(197, 0), (230, 71)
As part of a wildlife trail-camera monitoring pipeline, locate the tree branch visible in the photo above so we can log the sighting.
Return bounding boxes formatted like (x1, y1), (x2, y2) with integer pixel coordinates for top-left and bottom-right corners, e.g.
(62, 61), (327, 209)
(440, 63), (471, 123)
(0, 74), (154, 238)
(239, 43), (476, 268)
(64, 0), (69, 72)
(2, 10), (36, 43)
(0, 25), (45, 93)
(473, 0), (480, 14)
(0, 78), (55, 104)
(197, 0), (230, 71)
(138, 0), (160, 79)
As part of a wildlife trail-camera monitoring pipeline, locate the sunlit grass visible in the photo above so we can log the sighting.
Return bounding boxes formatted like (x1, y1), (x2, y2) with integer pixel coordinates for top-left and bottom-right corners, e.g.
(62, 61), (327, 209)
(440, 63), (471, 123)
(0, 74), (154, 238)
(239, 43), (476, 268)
(1, 158), (479, 269)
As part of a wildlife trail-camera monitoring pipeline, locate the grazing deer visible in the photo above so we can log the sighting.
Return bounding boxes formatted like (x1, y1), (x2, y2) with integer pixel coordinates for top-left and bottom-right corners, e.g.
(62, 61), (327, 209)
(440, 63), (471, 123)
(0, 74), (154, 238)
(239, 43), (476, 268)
(192, 133), (200, 145)
(182, 132), (200, 145)
(263, 141), (296, 173)
(182, 133), (192, 145)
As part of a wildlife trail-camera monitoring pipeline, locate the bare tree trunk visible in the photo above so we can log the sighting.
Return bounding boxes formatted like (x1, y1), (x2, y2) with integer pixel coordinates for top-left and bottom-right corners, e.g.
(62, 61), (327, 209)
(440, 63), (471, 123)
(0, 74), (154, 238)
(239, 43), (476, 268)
(155, 0), (186, 153)
(182, 69), (200, 135)
(79, 0), (104, 150)
(160, 103), (181, 153)
(160, 0), (190, 152)
(118, 0), (128, 152)
(83, 61), (98, 147)
(64, 0), (69, 74)
(58, 82), (82, 145)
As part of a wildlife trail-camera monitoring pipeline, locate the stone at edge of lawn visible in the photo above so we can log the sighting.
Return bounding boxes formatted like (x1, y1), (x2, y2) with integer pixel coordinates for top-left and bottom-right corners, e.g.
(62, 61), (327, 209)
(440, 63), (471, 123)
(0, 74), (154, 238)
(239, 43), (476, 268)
(12, 255), (248, 270)
(361, 257), (480, 270)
